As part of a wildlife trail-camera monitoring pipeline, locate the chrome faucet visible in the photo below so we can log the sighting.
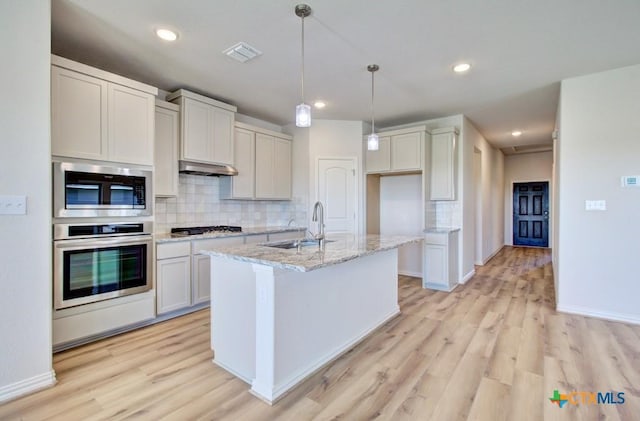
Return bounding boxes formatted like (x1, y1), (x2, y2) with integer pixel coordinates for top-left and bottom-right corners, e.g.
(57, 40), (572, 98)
(312, 201), (325, 249)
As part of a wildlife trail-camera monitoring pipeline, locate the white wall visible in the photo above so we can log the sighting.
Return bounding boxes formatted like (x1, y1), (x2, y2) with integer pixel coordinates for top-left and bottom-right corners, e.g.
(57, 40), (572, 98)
(503, 151), (553, 245)
(288, 120), (364, 235)
(557, 63), (640, 324)
(380, 175), (423, 277)
(0, 0), (55, 402)
(463, 117), (505, 270)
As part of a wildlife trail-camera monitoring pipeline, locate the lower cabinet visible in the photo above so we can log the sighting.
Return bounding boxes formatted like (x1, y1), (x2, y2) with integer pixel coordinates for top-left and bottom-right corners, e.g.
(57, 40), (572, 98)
(156, 231), (304, 316)
(156, 242), (192, 315)
(192, 254), (212, 305)
(423, 229), (459, 292)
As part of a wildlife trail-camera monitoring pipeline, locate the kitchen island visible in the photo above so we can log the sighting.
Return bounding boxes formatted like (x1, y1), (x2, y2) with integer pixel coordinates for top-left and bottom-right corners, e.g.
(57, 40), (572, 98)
(199, 234), (422, 404)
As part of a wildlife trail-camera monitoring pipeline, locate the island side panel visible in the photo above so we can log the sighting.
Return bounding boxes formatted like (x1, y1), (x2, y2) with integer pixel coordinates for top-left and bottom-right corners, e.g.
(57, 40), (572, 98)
(260, 249), (400, 402)
(210, 257), (256, 383)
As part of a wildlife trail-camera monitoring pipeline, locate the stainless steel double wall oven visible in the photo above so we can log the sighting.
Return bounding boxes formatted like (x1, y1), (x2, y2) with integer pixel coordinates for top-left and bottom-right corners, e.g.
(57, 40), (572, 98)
(52, 161), (153, 310)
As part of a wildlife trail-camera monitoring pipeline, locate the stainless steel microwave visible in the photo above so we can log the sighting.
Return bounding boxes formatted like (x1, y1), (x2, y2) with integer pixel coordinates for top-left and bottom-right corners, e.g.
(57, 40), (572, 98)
(53, 161), (152, 218)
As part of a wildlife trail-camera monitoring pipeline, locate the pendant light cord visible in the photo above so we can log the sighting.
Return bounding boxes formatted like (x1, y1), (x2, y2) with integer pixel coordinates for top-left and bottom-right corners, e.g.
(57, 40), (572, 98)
(301, 15), (305, 103)
(370, 69), (375, 135)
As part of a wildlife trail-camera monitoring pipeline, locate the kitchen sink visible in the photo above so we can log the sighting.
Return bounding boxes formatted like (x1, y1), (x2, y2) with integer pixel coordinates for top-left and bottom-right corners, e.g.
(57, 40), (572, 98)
(263, 239), (335, 249)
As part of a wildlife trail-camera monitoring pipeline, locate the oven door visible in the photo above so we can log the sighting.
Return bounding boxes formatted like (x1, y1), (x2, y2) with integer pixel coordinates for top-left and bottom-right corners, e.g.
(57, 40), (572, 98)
(53, 161), (152, 218)
(53, 234), (153, 310)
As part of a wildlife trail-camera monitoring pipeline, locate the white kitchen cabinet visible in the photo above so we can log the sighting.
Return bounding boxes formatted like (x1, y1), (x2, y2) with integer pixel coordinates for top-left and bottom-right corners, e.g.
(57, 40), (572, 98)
(255, 133), (292, 199)
(191, 236), (246, 307)
(430, 127), (458, 200)
(366, 127), (425, 174)
(222, 122), (292, 200)
(192, 254), (212, 305)
(228, 127), (255, 199)
(156, 242), (192, 315)
(391, 132), (422, 171)
(365, 136), (391, 172)
(154, 100), (180, 197)
(51, 55), (157, 165)
(167, 89), (237, 167)
(423, 229), (459, 292)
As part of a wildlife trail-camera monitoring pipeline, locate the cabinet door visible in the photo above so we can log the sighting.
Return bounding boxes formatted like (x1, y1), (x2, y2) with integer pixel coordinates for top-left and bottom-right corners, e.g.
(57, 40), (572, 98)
(430, 131), (456, 200)
(231, 128), (255, 198)
(51, 66), (107, 160)
(255, 133), (275, 198)
(156, 256), (191, 314)
(192, 254), (211, 305)
(154, 105), (179, 196)
(108, 84), (155, 165)
(181, 97), (212, 162)
(365, 136), (391, 173)
(391, 132), (422, 171)
(212, 108), (234, 166)
(424, 243), (448, 285)
(273, 138), (292, 199)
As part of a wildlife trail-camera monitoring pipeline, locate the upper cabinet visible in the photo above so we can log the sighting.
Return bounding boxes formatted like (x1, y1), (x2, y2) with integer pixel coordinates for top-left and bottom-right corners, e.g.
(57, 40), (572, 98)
(166, 89), (237, 167)
(221, 122), (292, 200)
(365, 127), (425, 174)
(430, 127), (458, 201)
(51, 55), (157, 166)
(154, 100), (180, 197)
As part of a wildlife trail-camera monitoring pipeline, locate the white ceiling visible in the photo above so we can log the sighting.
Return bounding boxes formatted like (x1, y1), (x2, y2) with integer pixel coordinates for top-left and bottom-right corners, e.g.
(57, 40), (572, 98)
(51, 0), (640, 149)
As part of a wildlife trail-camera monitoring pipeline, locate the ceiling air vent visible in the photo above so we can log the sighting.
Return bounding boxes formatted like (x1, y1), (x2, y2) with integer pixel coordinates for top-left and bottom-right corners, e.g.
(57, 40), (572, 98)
(223, 42), (262, 63)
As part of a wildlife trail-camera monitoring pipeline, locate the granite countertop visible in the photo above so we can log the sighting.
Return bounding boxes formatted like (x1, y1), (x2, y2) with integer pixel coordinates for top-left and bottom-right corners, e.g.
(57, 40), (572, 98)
(155, 226), (306, 243)
(198, 234), (423, 272)
(424, 227), (460, 234)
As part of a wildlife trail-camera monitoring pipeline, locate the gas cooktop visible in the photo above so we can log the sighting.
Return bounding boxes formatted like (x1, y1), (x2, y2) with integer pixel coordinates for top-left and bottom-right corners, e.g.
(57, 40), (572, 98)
(170, 225), (242, 236)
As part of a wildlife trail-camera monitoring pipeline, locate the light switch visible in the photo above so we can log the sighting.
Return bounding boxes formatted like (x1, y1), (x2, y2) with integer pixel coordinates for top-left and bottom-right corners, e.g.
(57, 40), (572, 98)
(585, 200), (606, 211)
(0, 195), (27, 215)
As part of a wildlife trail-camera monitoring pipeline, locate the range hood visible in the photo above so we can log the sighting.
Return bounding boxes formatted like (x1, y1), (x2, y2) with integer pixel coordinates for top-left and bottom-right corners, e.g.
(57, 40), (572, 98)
(178, 161), (238, 176)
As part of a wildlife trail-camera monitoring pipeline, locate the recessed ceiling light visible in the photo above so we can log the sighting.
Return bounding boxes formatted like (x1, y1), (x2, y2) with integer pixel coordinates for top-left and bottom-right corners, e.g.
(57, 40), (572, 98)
(156, 28), (178, 42)
(452, 63), (471, 73)
(512, 130), (523, 137)
(314, 101), (326, 109)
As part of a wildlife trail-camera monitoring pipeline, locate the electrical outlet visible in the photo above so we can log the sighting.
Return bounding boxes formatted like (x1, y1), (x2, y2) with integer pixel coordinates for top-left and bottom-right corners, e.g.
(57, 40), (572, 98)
(0, 195), (27, 215)
(585, 200), (606, 211)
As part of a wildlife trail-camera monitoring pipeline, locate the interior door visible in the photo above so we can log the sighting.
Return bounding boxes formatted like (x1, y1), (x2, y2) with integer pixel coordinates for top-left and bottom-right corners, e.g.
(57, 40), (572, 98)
(513, 182), (549, 247)
(317, 158), (357, 234)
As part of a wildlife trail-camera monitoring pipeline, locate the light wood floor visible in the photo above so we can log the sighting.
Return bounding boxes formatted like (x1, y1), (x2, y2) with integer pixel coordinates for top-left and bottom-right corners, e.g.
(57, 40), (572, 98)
(2, 246), (640, 420)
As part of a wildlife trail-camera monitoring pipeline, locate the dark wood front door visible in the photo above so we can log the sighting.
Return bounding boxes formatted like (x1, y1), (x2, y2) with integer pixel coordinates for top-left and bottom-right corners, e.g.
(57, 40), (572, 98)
(513, 182), (549, 247)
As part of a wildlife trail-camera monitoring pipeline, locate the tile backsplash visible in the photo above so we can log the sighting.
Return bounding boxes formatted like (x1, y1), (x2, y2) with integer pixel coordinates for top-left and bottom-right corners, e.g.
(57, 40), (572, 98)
(154, 174), (307, 233)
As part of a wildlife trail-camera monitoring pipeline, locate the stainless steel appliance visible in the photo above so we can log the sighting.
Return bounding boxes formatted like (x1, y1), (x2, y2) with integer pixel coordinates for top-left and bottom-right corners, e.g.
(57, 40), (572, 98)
(53, 221), (153, 310)
(170, 225), (242, 236)
(53, 161), (152, 219)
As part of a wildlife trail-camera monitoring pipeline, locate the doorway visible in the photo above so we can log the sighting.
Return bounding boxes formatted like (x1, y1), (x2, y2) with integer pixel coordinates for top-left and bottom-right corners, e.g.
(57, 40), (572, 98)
(317, 158), (357, 234)
(513, 181), (549, 247)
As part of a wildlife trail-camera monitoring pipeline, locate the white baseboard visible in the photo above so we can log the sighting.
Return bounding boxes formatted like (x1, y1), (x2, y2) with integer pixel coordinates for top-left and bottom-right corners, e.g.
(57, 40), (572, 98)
(557, 304), (640, 326)
(460, 269), (476, 284)
(423, 282), (459, 292)
(482, 245), (504, 265)
(399, 269), (422, 278)
(0, 370), (56, 404)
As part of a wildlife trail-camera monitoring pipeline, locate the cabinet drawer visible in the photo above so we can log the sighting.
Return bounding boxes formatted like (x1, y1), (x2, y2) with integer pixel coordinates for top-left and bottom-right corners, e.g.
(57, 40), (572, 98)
(157, 241), (191, 259)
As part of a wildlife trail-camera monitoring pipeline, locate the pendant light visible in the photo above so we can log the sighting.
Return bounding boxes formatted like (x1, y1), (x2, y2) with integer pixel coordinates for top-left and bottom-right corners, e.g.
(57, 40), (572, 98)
(367, 64), (380, 150)
(295, 4), (312, 127)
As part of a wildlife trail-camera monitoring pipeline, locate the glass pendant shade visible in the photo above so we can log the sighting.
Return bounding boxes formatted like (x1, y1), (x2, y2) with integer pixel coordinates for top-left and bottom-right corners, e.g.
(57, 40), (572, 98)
(296, 103), (311, 127)
(367, 133), (379, 151)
